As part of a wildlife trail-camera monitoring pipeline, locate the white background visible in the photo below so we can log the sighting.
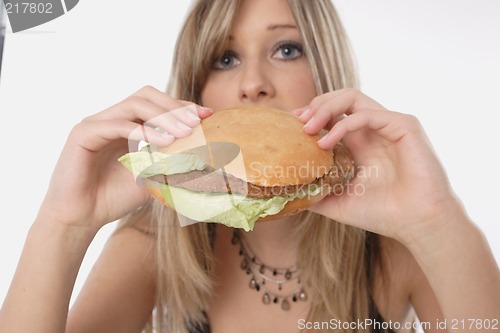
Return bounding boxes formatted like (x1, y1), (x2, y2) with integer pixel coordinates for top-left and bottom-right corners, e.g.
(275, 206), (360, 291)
(0, 0), (499, 325)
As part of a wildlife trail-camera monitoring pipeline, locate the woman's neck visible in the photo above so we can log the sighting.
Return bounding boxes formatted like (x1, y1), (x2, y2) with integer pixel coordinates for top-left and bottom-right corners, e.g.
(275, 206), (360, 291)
(234, 216), (299, 268)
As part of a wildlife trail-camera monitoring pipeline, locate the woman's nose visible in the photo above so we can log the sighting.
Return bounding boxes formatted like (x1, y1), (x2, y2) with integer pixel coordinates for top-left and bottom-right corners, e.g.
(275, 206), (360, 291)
(238, 61), (276, 103)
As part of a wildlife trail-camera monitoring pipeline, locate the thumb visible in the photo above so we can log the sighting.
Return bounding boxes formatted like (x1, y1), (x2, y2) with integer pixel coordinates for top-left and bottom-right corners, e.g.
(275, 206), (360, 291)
(307, 195), (346, 223)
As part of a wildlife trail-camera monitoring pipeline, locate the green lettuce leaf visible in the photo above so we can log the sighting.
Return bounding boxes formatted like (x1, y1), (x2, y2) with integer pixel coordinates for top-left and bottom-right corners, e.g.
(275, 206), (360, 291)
(118, 149), (207, 177)
(158, 183), (322, 231)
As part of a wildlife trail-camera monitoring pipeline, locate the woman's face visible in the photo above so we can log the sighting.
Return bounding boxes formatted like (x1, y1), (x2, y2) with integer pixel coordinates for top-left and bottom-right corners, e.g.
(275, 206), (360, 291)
(201, 0), (316, 112)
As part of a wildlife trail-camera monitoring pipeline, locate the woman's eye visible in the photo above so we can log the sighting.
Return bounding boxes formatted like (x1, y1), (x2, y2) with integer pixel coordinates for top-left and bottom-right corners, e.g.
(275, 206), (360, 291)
(213, 51), (240, 70)
(273, 42), (304, 60)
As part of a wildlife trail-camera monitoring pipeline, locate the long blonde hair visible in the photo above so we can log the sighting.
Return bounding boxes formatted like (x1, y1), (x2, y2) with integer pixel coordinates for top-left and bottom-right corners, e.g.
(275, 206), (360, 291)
(120, 1), (381, 332)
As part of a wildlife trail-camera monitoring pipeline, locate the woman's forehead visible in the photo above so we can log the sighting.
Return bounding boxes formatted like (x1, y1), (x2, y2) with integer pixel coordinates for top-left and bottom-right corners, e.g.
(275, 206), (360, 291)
(231, 0), (296, 34)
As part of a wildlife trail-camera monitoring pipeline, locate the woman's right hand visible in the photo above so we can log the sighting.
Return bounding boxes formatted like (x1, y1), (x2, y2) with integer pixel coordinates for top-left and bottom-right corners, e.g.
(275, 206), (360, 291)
(38, 85), (212, 232)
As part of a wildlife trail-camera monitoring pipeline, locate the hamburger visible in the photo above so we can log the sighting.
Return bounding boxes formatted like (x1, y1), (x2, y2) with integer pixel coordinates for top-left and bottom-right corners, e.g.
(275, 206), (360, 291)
(119, 106), (355, 231)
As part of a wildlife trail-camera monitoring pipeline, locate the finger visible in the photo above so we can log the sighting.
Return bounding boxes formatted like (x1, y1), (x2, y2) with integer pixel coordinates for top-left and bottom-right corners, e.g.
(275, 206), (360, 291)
(290, 106), (308, 117)
(296, 89), (352, 126)
(312, 88), (384, 115)
(297, 91), (352, 126)
(141, 106), (200, 138)
(317, 109), (408, 149)
(196, 106), (214, 119)
(168, 106), (201, 127)
(309, 88), (355, 112)
(74, 119), (175, 152)
(317, 111), (369, 149)
(302, 112), (345, 135)
(170, 100), (213, 119)
(134, 86), (190, 112)
(95, 97), (196, 138)
(308, 195), (344, 223)
(297, 107), (315, 123)
(133, 86), (213, 118)
(308, 195), (379, 234)
(300, 89), (386, 128)
(92, 86), (189, 123)
(92, 87), (212, 131)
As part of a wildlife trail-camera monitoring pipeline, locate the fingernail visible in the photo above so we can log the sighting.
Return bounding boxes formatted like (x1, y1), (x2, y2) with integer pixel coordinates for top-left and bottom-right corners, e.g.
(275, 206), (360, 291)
(298, 108), (310, 121)
(186, 111), (201, 121)
(198, 106), (213, 114)
(303, 116), (315, 129)
(291, 107), (306, 116)
(176, 122), (193, 131)
(318, 133), (328, 144)
(161, 132), (174, 141)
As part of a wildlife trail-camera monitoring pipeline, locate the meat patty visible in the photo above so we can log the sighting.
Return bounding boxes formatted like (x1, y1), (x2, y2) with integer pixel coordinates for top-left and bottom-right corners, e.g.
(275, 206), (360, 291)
(147, 143), (355, 199)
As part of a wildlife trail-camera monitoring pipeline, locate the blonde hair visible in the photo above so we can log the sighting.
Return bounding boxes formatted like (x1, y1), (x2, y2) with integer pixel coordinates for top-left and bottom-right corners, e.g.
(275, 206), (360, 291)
(120, 1), (382, 332)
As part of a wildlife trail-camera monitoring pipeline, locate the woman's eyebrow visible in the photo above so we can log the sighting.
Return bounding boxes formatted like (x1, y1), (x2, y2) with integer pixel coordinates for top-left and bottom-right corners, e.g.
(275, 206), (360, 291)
(228, 23), (298, 40)
(267, 23), (297, 30)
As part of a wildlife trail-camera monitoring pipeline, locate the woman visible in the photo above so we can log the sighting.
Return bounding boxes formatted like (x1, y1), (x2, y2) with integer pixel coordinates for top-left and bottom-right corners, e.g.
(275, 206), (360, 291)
(0, 0), (498, 332)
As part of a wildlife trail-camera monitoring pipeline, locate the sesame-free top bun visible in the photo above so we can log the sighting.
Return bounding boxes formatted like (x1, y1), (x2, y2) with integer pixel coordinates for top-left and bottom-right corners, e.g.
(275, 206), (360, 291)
(158, 106), (334, 187)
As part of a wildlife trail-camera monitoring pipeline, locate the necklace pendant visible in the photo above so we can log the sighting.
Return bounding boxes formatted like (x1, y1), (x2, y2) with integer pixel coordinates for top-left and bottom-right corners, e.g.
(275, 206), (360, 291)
(299, 289), (307, 301)
(281, 298), (291, 311)
(240, 258), (248, 270)
(262, 292), (271, 305)
(233, 229), (303, 312)
(231, 234), (238, 245)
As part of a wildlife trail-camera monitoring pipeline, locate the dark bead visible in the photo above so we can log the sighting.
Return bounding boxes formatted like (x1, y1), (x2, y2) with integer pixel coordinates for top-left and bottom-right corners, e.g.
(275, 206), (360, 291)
(231, 236), (238, 245)
(273, 269), (277, 276)
(292, 295), (298, 302)
(281, 299), (291, 311)
(256, 284), (260, 292)
(246, 267), (251, 275)
(240, 259), (248, 270)
(239, 249), (243, 256)
(273, 297), (279, 304)
(278, 284), (282, 291)
(285, 270), (292, 280)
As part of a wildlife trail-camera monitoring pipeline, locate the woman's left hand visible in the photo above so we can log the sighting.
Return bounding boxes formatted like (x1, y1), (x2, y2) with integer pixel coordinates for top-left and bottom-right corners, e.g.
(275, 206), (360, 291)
(294, 88), (467, 245)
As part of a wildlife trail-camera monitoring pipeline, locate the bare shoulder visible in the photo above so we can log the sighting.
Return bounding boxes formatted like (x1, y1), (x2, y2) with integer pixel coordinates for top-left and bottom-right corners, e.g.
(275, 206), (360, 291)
(66, 219), (157, 333)
(372, 235), (444, 329)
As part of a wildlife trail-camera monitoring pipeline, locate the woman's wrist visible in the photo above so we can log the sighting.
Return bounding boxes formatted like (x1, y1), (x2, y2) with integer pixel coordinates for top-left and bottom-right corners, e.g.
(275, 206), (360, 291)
(33, 208), (100, 245)
(397, 198), (475, 259)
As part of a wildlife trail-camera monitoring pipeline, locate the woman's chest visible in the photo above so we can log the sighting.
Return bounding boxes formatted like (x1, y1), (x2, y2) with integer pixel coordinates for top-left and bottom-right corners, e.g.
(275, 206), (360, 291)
(206, 230), (310, 333)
